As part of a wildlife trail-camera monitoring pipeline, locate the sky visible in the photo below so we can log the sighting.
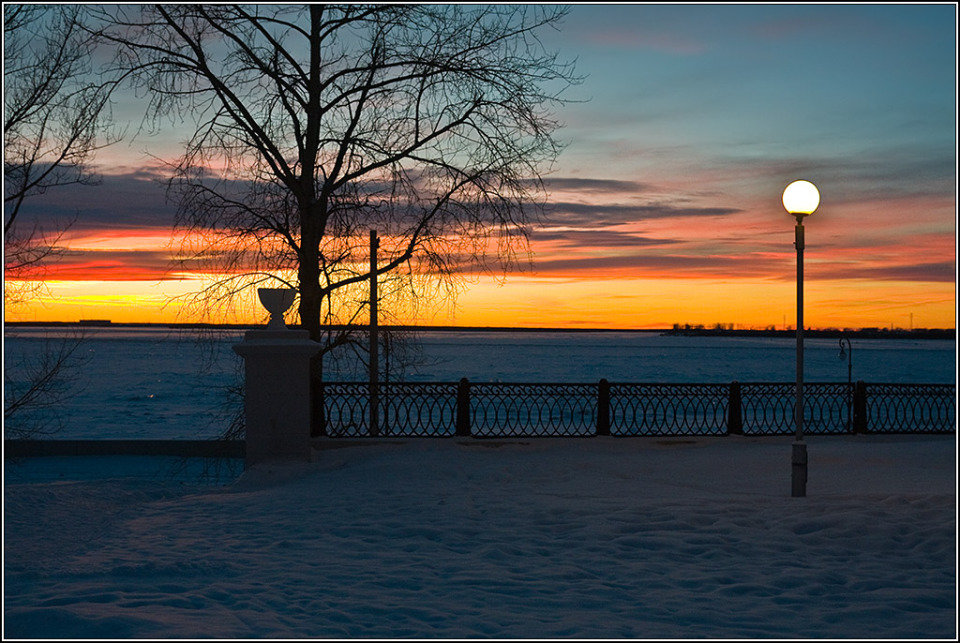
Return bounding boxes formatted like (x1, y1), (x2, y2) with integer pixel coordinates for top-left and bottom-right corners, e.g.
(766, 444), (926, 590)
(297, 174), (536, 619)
(5, 3), (957, 329)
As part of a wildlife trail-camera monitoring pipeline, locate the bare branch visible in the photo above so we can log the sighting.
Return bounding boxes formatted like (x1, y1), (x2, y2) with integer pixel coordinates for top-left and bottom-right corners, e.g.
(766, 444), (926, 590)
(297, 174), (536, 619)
(92, 3), (580, 367)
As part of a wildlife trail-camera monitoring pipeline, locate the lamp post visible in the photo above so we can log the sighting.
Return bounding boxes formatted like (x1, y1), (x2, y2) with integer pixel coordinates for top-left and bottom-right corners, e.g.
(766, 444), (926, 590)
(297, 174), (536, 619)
(782, 179), (819, 498)
(838, 336), (852, 432)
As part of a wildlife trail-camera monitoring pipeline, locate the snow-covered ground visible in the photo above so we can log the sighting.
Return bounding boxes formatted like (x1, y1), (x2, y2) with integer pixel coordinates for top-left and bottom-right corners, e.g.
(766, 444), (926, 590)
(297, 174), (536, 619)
(4, 435), (956, 638)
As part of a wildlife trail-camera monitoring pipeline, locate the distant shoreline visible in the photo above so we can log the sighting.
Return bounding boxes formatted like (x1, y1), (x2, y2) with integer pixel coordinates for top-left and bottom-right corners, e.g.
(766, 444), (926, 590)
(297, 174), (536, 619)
(4, 321), (955, 340)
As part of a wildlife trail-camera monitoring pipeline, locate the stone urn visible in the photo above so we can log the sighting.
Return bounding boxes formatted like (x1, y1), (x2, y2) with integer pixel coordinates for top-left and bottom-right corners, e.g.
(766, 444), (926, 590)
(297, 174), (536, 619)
(257, 287), (297, 330)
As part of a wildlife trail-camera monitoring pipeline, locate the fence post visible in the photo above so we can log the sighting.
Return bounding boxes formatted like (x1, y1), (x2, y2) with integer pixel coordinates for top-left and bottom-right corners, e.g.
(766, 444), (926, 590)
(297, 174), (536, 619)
(728, 381), (743, 435)
(312, 377), (327, 437)
(853, 380), (868, 433)
(597, 378), (611, 436)
(455, 377), (471, 436)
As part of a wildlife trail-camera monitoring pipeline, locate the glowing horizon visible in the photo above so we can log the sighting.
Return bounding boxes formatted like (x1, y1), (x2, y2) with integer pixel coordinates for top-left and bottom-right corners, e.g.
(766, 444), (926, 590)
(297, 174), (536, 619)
(4, 5), (956, 332)
(5, 272), (956, 331)
(5, 176), (954, 330)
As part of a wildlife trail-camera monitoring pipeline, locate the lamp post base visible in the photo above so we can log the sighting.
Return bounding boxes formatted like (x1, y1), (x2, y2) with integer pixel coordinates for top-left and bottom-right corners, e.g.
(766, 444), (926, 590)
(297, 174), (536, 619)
(791, 441), (808, 497)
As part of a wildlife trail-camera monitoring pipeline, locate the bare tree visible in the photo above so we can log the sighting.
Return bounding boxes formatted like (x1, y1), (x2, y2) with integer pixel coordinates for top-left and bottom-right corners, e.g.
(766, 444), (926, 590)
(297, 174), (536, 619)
(95, 4), (577, 336)
(3, 5), (116, 434)
(4, 5), (116, 278)
(3, 329), (87, 439)
(93, 5), (578, 433)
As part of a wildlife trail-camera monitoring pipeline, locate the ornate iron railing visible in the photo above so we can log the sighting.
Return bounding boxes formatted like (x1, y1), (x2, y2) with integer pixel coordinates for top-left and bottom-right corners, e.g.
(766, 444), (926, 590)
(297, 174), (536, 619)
(322, 382), (458, 437)
(740, 383), (851, 435)
(470, 383), (596, 437)
(609, 383), (729, 436)
(865, 383), (956, 433)
(318, 380), (955, 438)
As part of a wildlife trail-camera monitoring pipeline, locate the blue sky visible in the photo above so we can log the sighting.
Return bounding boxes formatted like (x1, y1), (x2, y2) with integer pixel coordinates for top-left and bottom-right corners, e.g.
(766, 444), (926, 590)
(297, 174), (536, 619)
(547, 5), (955, 187)
(555, 4), (955, 145)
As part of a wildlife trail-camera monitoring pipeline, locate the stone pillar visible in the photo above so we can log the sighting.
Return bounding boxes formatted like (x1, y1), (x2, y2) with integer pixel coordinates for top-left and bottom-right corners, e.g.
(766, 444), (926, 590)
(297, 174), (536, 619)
(233, 329), (321, 467)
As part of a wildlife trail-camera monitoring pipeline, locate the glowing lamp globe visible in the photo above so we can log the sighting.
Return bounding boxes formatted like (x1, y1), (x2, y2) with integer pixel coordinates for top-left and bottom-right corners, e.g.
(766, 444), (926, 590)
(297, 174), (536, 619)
(782, 180), (820, 216)
(257, 287), (296, 330)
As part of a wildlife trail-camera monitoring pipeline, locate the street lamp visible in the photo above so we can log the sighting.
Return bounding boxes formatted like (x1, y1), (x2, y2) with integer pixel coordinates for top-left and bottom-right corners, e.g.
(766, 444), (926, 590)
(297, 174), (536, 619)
(783, 179), (819, 497)
(838, 336), (853, 432)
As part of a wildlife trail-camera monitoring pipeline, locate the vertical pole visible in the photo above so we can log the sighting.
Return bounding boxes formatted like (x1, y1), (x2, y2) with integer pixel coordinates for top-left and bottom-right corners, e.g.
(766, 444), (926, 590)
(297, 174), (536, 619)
(382, 331), (389, 434)
(455, 377), (471, 436)
(597, 378), (611, 436)
(847, 347), (853, 433)
(847, 351), (852, 389)
(384, 332), (390, 385)
(728, 381), (743, 435)
(853, 380), (868, 434)
(311, 359), (326, 437)
(792, 219), (808, 497)
(369, 229), (379, 437)
(795, 220), (804, 443)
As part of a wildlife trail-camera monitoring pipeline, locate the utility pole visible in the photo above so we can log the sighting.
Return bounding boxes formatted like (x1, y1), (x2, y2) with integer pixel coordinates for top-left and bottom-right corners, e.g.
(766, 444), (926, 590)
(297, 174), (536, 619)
(369, 229), (379, 437)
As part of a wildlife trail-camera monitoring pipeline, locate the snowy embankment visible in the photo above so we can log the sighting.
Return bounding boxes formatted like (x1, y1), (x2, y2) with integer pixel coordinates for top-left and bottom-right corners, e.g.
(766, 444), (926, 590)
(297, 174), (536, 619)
(4, 435), (956, 639)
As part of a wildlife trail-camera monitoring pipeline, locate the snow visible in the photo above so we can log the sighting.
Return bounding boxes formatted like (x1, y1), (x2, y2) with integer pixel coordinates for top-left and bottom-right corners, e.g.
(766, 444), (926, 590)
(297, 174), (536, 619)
(3, 435), (957, 638)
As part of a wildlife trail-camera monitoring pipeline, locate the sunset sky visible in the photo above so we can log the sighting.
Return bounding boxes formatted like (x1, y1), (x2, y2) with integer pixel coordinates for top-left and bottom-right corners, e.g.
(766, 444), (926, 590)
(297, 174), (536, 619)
(6, 3), (957, 329)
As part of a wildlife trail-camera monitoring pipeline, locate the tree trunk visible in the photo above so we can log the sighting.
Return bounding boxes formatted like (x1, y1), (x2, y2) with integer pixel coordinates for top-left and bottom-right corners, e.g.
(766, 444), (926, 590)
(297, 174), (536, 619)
(298, 200), (324, 437)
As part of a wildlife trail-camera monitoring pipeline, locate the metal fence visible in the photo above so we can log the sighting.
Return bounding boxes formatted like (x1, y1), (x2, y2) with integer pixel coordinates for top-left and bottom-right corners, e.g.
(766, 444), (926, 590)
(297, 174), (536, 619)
(318, 380), (956, 438)
(740, 382), (852, 435)
(609, 383), (729, 436)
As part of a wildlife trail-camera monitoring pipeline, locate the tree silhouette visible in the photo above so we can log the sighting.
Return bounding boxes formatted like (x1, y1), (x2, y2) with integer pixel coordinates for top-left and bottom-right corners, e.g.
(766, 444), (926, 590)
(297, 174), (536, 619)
(94, 5), (578, 342)
(3, 5), (115, 435)
(4, 4), (116, 301)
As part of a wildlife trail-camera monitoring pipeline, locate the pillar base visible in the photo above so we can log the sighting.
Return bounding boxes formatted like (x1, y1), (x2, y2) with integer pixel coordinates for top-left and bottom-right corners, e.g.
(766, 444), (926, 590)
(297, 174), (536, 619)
(233, 329), (321, 467)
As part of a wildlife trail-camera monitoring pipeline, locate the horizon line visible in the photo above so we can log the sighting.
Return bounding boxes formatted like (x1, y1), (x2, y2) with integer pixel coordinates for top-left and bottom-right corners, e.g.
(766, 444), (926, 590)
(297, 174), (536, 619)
(3, 320), (956, 336)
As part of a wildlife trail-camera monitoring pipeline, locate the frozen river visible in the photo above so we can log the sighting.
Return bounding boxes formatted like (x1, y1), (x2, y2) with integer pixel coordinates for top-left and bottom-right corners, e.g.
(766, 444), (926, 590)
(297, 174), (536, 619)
(4, 326), (955, 439)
